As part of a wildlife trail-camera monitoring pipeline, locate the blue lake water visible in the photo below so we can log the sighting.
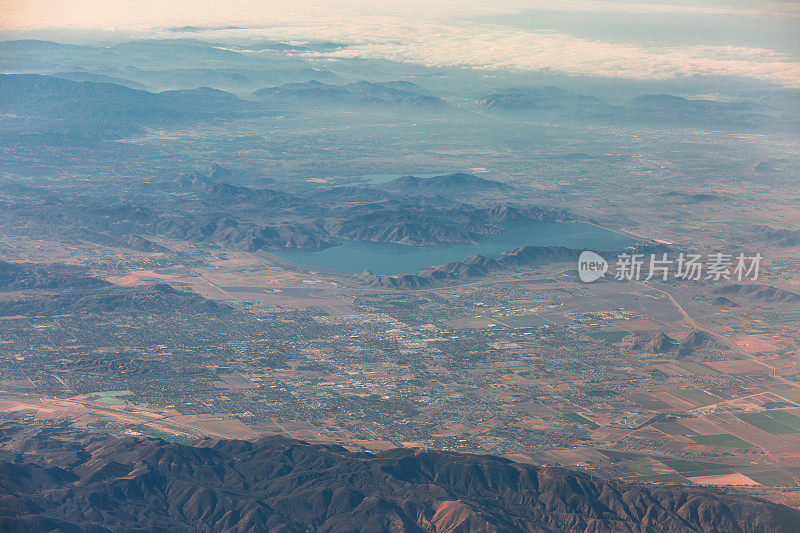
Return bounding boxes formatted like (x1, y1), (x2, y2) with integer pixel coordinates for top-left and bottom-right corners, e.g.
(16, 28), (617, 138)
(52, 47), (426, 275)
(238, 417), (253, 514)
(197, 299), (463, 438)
(271, 221), (635, 275)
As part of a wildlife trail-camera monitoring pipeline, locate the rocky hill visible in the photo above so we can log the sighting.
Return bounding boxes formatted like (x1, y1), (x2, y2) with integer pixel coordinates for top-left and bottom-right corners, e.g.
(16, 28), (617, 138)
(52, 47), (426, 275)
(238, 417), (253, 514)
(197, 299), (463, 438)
(0, 74), (269, 140)
(713, 283), (800, 304)
(0, 423), (796, 532)
(378, 173), (511, 195)
(359, 246), (583, 288)
(252, 80), (446, 107)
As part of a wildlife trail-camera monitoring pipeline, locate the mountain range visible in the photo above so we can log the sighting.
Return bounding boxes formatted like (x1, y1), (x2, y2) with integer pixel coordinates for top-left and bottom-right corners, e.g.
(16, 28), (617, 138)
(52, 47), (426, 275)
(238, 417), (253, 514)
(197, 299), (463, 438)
(0, 166), (569, 255)
(1, 422), (797, 532)
(252, 80), (446, 107)
(0, 74), (270, 140)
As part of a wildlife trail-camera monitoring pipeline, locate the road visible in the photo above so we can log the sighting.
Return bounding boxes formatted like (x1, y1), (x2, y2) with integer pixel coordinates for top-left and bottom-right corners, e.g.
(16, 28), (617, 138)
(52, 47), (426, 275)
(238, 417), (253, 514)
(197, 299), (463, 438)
(633, 279), (793, 386)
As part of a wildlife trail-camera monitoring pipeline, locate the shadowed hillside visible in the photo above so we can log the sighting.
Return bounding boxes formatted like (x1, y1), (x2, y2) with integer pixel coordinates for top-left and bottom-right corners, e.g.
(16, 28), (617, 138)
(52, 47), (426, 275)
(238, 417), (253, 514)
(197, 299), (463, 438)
(0, 423), (797, 532)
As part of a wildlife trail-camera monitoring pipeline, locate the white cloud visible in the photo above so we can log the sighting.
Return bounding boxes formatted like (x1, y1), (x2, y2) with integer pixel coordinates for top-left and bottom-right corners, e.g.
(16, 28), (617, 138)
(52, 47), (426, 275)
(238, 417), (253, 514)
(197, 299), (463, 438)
(1, 0), (798, 87)
(161, 17), (800, 87)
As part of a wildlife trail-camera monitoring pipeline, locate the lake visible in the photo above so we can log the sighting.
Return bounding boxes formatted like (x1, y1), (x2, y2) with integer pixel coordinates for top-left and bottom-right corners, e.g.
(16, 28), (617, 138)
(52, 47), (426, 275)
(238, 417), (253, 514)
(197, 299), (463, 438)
(270, 221), (635, 275)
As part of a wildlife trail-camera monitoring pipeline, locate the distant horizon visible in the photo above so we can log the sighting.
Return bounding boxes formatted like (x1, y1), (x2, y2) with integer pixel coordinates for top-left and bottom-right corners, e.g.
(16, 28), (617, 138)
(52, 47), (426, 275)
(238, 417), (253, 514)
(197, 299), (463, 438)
(1, 0), (799, 87)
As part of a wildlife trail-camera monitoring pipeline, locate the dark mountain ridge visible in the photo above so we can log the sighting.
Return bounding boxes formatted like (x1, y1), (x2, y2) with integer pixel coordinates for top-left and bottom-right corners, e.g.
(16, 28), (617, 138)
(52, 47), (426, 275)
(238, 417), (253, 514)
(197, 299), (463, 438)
(359, 246), (582, 289)
(713, 283), (800, 304)
(359, 244), (668, 289)
(0, 261), (226, 317)
(0, 423), (796, 532)
(1, 168), (568, 252)
(378, 173), (512, 195)
(627, 330), (724, 355)
(471, 86), (796, 131)
(472, 86), (603, 113)
(744, 225), (800, 247)
(0, 261), (108, 290)
(0, 74), (269, 139)
(252, 80), (446, 107)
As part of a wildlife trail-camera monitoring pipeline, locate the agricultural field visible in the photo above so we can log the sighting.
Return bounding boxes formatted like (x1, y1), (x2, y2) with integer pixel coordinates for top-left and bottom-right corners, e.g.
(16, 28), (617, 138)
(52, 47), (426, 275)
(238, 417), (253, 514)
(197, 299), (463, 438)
(689, 433), (755, 449)
(735, 413), (799, 435)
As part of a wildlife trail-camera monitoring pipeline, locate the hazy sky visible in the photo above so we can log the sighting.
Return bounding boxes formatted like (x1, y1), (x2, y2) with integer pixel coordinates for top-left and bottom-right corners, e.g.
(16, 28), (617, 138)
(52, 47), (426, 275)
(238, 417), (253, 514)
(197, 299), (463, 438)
(1, 0), (798, 86)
